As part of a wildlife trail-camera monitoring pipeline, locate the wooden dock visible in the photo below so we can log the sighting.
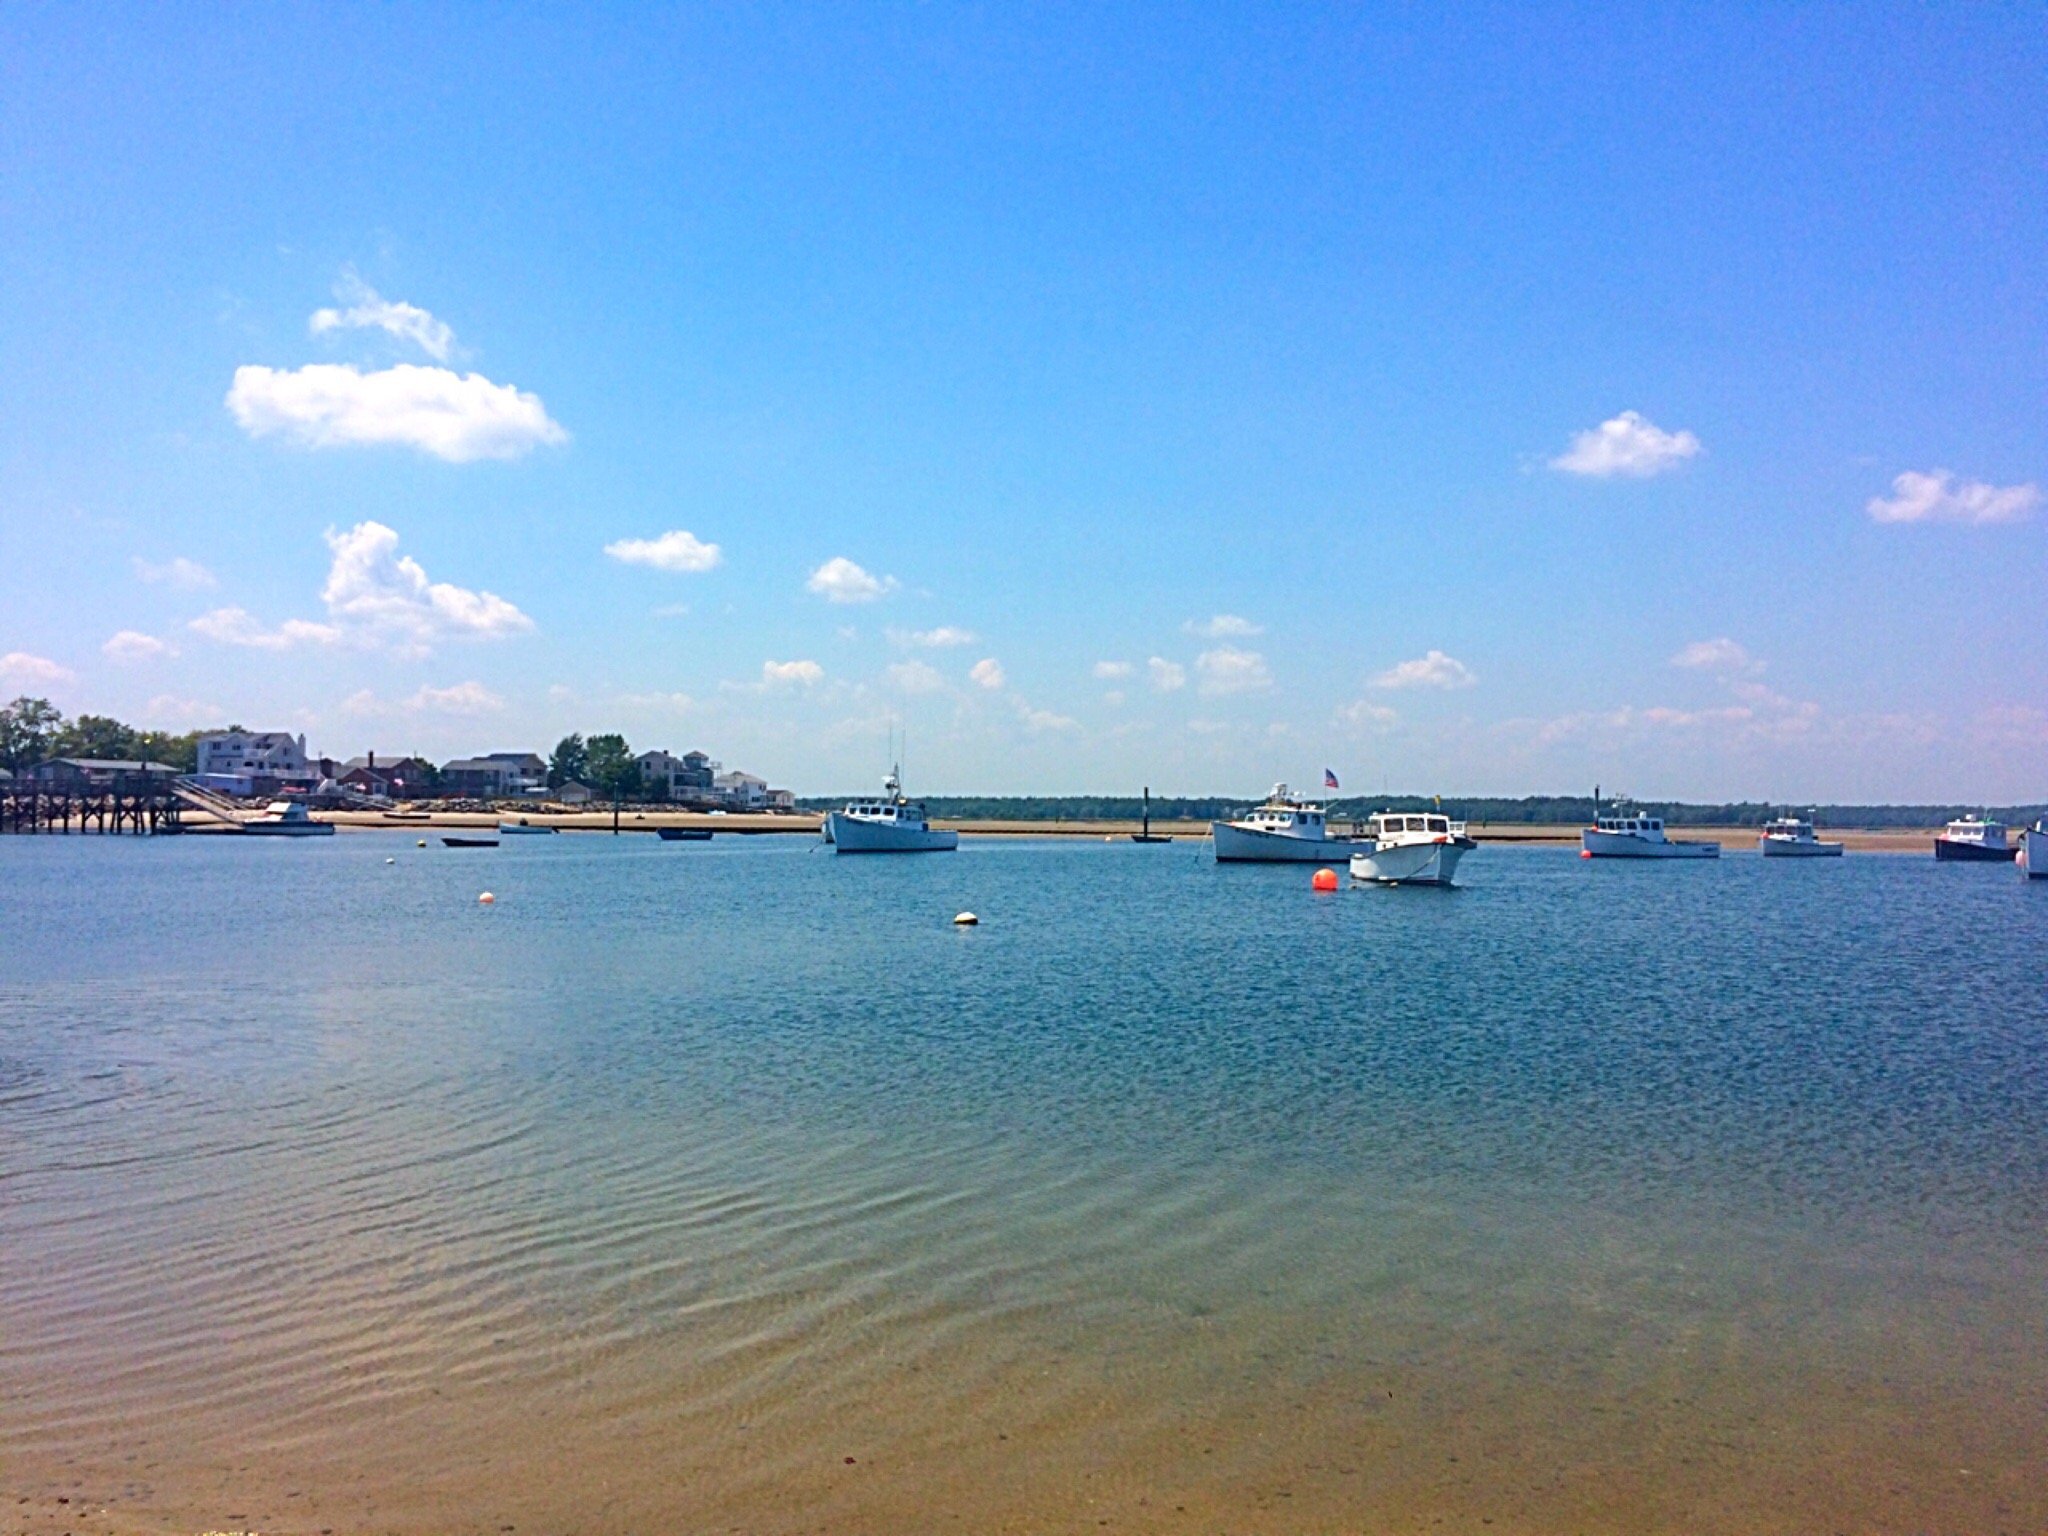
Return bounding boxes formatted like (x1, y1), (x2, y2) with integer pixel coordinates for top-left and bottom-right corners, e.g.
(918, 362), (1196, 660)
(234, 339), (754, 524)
(0, 777), (184, 834)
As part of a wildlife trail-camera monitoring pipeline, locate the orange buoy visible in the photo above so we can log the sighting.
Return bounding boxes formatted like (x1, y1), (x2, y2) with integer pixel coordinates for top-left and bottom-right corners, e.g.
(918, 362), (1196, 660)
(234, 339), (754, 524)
(1579, 848), (1593, 859)
(478, 891), (496, 905)
(1311, 867), (1339, 892)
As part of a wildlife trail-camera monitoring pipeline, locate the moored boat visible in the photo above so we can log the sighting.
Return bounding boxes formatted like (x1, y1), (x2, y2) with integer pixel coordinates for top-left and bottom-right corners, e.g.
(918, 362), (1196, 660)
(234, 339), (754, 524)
(2023, 820), (2048, 879)
(1935, 815), (2016, 862)
(1129, 785), (1172, 844)
(826, 768), (958, 853)
(1581, 798), (1718, 859)
(442, 835), (499, 848)
(241, 800), (335, 837)
(1758, 815), (1843, 857)
(498, 820), (557, 835)
(1212, 784), (1361, 862)
(656, 826), (713, 841)
(1349, 810), (1476, 886)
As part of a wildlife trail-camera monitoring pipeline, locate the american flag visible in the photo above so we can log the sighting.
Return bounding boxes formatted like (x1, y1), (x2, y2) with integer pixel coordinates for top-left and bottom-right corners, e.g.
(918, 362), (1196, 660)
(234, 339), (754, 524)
(1323, 768), (1340, 790)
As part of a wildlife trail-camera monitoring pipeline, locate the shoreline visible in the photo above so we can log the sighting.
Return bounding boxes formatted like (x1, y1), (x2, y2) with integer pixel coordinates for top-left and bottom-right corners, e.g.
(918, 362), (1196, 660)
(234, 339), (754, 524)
(248, 810), (1955, 854)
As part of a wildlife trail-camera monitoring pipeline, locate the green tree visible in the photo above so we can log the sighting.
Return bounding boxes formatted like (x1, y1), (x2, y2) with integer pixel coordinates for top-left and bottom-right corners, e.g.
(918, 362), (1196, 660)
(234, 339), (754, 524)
(547, 733), (588, 789)
(585, 733), (641, 801)
(0, 697), (64, 772)
(54, 714), (141, 762)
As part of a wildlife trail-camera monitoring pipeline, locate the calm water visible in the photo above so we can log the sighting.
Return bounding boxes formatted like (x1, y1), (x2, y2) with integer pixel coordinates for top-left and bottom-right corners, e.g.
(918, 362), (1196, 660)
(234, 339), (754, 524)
(4, 832), (2046, 1533)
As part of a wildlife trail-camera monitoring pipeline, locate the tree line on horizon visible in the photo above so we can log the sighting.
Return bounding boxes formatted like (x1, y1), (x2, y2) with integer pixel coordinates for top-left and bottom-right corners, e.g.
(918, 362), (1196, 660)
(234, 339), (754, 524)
(0, 696), (215, 775)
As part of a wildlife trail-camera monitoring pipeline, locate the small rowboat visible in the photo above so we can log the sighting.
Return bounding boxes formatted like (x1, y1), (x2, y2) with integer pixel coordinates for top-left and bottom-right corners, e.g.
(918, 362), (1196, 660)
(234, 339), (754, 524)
(498, 821), (557, 835)
(442, 836), (499, 848)
(657, 826), (713, 841)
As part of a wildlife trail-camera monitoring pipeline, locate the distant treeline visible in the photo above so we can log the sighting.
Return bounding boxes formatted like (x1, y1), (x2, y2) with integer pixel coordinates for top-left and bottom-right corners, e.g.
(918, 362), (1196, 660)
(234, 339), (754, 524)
(796, 793), (2048, 828)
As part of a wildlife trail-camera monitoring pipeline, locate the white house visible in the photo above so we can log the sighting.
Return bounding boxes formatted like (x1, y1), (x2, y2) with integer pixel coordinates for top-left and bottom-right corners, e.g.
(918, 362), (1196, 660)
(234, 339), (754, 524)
(195, 731), (312, 790)
(714, 770), (770, 810)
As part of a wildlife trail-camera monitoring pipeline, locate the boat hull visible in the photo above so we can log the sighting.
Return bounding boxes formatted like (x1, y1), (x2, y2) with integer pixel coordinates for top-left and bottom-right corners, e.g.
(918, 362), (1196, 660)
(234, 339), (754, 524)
(2024, 828), (2048, 878)
(241, 823), (335, 837)
(1935, 837), (2016, 862)
(1349, 837), (1472, 886)
(1759, 837), (1842, 857)
(1581, 828), (1719, 859)
(827, 812), (958, 853)
(1211, 822), (1359, 862)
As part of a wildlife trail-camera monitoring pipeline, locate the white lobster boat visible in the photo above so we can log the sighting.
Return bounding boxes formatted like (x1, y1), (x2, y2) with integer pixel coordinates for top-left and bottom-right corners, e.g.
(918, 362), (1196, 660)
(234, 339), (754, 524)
(825, 768), (958, 853)
(1349, 810), (1477, 886)
(2023, 821), (2048, 879)
(1758, 815), (1842, 857)
(1211, 784), (1360, 862)
(1581, 802), (1718, 859)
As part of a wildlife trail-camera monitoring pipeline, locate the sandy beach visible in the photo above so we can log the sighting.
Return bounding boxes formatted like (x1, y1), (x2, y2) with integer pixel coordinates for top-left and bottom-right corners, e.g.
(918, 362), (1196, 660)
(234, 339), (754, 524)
(286, 808), (1949, 855)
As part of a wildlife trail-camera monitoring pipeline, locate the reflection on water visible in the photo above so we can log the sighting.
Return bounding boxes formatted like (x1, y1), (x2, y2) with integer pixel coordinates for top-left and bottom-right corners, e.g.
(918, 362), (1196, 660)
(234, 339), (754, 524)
(3, 833), (2045, 1532)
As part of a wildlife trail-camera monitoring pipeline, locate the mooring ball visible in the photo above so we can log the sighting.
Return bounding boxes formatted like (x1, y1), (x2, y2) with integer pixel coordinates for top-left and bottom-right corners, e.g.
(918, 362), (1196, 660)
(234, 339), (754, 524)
(479, 892), (496, 905)
(952, 911), (978, 926)
(1311, 868), (1339, 892)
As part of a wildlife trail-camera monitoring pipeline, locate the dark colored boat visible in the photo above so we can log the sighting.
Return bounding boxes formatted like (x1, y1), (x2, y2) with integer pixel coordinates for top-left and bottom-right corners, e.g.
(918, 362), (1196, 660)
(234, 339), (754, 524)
(1934, 816), (2017, 861)
(657, 826), (713, 841)
(441, 836), (500, 848)
(1128, 785), (1173, 844)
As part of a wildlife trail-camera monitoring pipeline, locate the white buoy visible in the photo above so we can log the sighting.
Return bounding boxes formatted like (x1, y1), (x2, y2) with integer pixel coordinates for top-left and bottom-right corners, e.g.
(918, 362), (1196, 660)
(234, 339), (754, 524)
(952, 911), (978, 926)
(479, 891), (496, 905)
(385, 857), (395, 864)
(418, 839), (427, 848)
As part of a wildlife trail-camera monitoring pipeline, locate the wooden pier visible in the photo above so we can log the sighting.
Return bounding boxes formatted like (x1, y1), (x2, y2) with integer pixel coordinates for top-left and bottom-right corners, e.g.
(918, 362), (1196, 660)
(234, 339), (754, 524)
(1, 773), (184, 835)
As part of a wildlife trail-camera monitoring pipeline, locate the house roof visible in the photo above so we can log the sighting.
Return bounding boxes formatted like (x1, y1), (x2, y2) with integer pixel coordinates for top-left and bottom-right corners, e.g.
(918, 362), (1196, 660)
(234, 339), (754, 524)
(43, 758), (181, 773)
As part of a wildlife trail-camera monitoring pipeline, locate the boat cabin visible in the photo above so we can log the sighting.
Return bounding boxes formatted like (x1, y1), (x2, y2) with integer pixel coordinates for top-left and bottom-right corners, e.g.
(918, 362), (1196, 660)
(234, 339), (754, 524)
(842, 799), (925, 823)
(1763, 817), (1817, 839)
(1371, 813), (1457, 839)
(1593, 812), (1668, 836)
(1245, 804), (1325, 830)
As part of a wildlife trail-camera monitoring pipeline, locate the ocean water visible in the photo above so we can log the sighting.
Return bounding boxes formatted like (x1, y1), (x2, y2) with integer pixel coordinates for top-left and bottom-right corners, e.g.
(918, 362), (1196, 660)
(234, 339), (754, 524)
(3, 831), (2046, 1533)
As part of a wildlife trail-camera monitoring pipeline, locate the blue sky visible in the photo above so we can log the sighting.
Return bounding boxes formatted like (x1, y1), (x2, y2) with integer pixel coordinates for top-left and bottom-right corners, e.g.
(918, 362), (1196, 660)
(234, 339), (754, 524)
(2, 5), (2042, 799)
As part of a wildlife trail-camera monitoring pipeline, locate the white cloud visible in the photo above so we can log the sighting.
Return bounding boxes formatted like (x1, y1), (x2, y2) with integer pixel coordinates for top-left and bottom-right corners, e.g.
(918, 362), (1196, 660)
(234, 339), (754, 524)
(1372, 650), (1476, 690)
(1550, 411), (1702, 478)
(604, 529), (723, 573)
(887, 625), (977, 648)
(1340, 700), (1399, 729)
(0, 651), (73, 686)
(1195, 646), (1272, 696)
(1101, 689), (1127, 705)
(1670, 637), (1760, 674)
(762, 658), (825, 687)
(1093, 660), (1133, 679)
(320, 521), (534, 651)
(309, 272), (457, 361)
(142, 694), (222, 726)
(1866, 469), (2040, 525)
(1184, 613), (1263, 639)
(406, 681), (504, 714)
(189, 607), (343, 650)
(970, 657), (1006, 690)
(1015, 701), (1078, 733)
(132, 555), (216, 590)
(226, 363), (566, 462)
(806, 556), (897, 604)
(616, 690), (695, 713)
(1147, 656), (1186, 692)
(187, 522), (531, 657)
(103, 630), (174, 663)
(884, 660), (946, 694)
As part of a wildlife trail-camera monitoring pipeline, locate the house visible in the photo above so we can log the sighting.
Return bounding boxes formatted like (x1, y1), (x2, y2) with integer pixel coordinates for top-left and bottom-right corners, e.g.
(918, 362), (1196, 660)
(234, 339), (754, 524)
(556, 780), (594, 805)
(714, 770), (770, 810)
(196, 732), (311, 785)
(340, 754), (437, 799)
(636, 749), (719, 802)
(32, 758), (182, 789)
(441, 752), (546, 798)
(765, 788), (795, 812)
